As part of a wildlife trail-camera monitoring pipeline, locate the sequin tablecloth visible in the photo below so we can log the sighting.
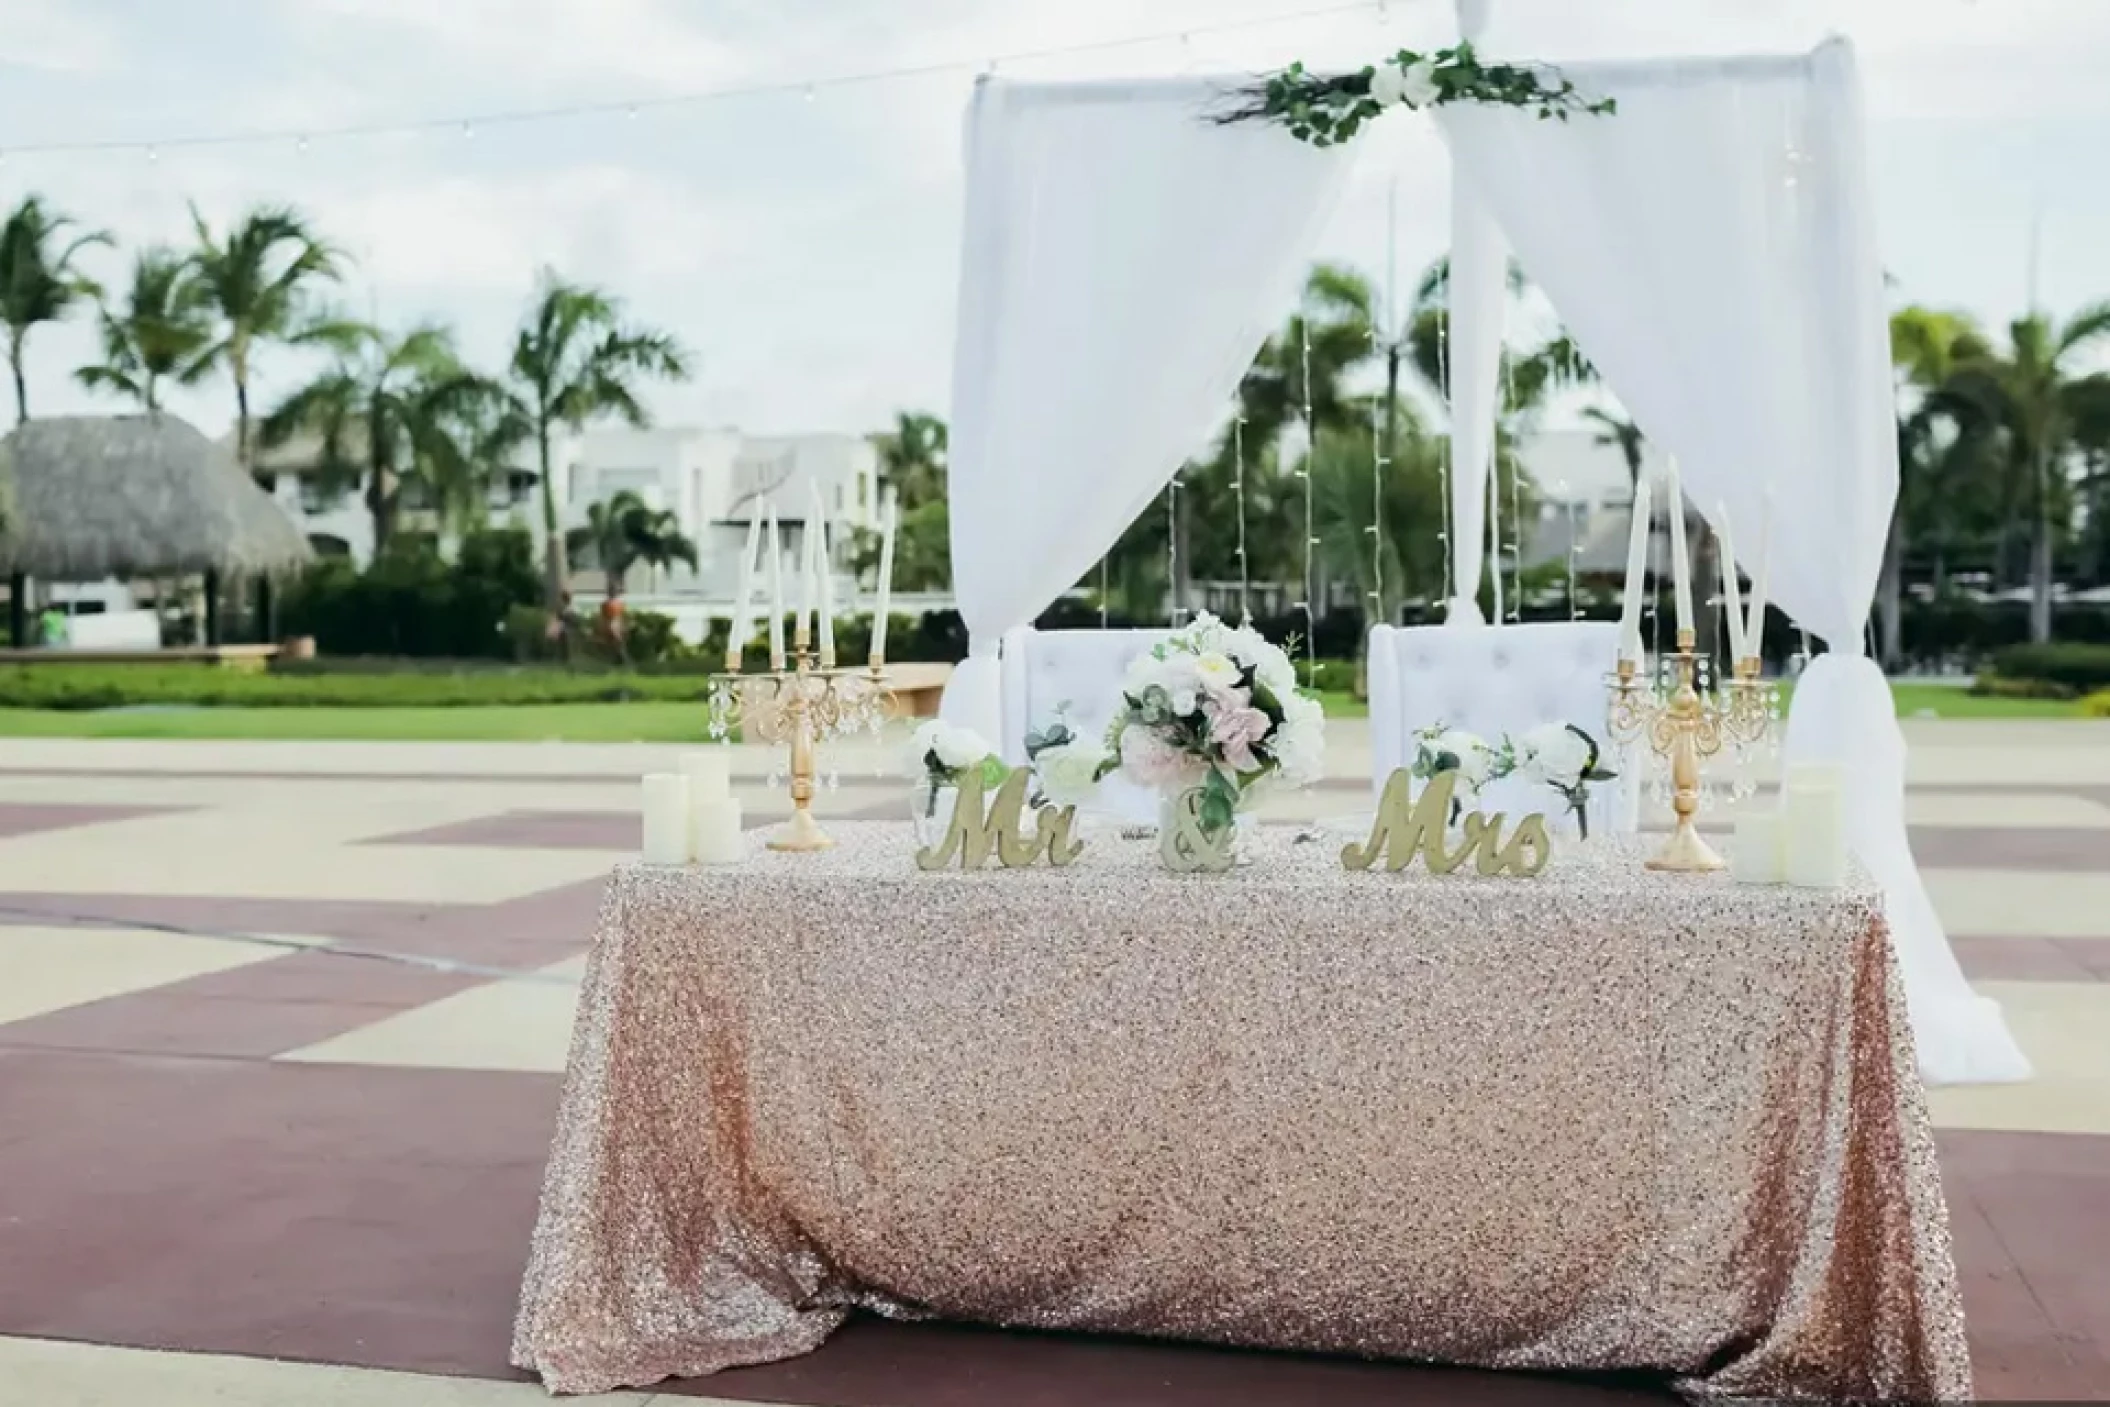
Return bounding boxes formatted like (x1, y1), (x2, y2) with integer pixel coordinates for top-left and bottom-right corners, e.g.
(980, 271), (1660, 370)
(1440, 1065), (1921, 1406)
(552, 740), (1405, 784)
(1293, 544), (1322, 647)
(513, 823), (1968, 1402)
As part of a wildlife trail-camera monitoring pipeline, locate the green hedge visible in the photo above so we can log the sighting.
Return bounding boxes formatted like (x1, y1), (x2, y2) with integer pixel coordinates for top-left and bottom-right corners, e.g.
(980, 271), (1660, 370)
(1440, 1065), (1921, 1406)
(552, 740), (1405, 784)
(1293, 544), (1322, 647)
(1983, 642), (2110, 695)
(0, 663), (720, 711)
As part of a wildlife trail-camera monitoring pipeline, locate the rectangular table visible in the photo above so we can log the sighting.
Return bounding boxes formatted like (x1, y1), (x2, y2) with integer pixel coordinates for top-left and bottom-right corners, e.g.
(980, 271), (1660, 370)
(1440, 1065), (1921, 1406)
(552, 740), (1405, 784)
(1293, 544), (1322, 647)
(513, 822), (1969, 1401)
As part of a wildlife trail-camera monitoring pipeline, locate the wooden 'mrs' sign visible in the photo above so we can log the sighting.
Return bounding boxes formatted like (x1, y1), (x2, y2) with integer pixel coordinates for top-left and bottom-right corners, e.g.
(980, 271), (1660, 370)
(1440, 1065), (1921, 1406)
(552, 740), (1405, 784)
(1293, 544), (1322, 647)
(1341, 769), (1552, 877)
(915, 766), (1085, 871)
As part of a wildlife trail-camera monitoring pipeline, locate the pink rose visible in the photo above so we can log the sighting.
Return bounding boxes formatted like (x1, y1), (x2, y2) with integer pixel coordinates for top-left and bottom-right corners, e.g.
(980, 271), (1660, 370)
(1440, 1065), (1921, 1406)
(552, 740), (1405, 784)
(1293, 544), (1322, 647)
(1205, 700), (1271, 774)
(1119, 725), (1198, 789)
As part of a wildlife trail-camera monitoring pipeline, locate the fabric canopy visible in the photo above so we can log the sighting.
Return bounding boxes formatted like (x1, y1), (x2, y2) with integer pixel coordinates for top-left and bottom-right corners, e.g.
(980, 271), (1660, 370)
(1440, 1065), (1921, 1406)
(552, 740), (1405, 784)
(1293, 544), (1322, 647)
(939, 77), (1353, 742)
(1436, 40), (2027, 1084)
(938, 40), (2027, 1084)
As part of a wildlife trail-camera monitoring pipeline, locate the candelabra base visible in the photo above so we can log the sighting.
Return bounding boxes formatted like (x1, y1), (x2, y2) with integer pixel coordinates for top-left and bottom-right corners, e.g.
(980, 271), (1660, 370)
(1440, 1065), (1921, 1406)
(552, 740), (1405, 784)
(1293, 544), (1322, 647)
(1644, 820), (1725, 874)
(767, 807), (836, 853)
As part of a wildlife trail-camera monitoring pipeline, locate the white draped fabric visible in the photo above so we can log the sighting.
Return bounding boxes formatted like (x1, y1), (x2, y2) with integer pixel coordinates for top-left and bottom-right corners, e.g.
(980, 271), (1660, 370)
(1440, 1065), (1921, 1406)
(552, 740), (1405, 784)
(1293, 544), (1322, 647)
(1446, 184), (1507, 623)
(938, 77), (1351, 743)
(1438, 41), (2027, 1083)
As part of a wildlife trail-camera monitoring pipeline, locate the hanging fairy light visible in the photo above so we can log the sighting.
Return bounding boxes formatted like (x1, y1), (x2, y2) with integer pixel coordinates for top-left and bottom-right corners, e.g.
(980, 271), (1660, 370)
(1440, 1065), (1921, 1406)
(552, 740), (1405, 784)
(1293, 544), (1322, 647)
(1165, 468), (1183, 627)
(1556, 479), (1580, 620)
(1500, 349), (1522, 622)
(1436, 314), (1453, 613)
(1233, 411), (1252, 624)
(1298, 320), (1319, 684)
(1368, 326), (1387, 627)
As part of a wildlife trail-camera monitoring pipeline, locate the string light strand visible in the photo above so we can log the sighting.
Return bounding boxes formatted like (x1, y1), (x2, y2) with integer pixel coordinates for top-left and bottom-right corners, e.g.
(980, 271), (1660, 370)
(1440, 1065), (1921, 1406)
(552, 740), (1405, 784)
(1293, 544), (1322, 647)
(0, 0), (1393, 160)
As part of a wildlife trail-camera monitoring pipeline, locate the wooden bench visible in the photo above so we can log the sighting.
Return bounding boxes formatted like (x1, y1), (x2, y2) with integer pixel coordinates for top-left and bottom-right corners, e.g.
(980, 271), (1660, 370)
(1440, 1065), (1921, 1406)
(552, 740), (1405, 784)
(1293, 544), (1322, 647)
(0, 644), (282, 673)
(882, 661), (952, 719)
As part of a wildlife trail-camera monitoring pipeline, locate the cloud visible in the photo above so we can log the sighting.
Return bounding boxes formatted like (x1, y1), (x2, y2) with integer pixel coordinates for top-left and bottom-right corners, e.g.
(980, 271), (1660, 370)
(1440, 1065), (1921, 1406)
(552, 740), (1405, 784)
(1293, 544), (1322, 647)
(0, 0), (126, 74)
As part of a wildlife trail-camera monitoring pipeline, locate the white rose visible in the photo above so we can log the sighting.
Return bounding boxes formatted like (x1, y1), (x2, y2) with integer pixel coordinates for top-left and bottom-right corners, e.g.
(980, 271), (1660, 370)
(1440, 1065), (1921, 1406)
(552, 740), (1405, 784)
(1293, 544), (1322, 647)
(932, 724), (993, 771)
(1368, 61), (1410, 108)
(1518, 723), (1593, 791)
(907, 720), (946, 778)
(1271, 713), (1327, 787)
(1399, 59), (1441, 108)
(1035, 737), (1105, 807)
(1193, 650), (1241, 692)
(1432, 728), (1493, 790)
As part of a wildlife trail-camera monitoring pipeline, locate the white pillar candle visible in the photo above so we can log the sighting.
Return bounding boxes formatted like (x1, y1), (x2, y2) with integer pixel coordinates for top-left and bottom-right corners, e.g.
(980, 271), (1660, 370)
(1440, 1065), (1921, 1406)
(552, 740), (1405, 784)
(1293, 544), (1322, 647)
(1746, 491), (1773, 662)
(641, 773), (690, 865)
(1730, 812), (1784, 884)
(726, 513), (762, 671)
(1666, 458), (1693, 637)
(1617, 478), (1652, 664)
(1783, 766), (1847, 889)
(766, 501), (786, 669)
(810, 482), (836, 668)
(871, 490), (898, 665)
(1716, 501), (1747, 661)
(689, 797), (745, 865)
(679, 749), (730, 805)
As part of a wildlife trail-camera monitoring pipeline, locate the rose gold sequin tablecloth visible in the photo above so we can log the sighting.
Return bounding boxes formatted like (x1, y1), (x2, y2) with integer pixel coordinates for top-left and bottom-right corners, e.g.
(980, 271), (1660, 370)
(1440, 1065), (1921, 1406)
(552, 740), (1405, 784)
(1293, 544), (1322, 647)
(512, 823), (1968, 1401)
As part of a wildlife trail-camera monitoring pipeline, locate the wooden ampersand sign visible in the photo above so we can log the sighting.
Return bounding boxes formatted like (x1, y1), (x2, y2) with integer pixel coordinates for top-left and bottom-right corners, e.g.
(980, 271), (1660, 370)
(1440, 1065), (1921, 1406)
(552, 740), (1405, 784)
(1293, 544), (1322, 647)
(915, 766), (1085, 871)
(1158, 786), (1236, 874)
(1341, 769), (1552, 877)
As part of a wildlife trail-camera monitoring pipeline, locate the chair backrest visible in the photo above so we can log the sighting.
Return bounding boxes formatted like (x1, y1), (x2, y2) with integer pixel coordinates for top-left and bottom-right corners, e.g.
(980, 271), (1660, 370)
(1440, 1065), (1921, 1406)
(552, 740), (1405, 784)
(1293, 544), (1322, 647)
(1366, 621), (1631, 833)
(1000, 626), (1173, 822)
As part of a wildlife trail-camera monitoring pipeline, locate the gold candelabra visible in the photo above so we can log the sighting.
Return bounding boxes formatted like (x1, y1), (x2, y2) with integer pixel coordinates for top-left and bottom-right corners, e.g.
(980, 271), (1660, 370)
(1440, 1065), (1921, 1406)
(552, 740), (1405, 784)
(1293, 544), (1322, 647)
(709, 647), (894, 853)
(1606, 630), (1777, 873)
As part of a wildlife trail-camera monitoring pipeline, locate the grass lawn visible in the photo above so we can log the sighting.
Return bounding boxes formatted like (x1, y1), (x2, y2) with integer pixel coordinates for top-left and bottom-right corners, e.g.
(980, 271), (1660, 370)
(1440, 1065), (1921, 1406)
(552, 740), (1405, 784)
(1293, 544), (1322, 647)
(0, 701), (723, 742)
(0, 681), (2085, 743)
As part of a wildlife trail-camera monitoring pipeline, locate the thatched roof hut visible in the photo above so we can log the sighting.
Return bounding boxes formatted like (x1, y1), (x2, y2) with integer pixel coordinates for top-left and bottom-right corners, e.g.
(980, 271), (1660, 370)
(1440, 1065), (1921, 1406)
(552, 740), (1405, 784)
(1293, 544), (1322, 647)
(0, 414), (312, 582)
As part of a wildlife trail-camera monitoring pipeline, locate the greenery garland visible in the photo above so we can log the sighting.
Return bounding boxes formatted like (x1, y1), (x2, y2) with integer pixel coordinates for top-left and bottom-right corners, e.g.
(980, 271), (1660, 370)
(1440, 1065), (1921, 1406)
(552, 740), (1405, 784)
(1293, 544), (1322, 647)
(1218, 43), (1615, 148)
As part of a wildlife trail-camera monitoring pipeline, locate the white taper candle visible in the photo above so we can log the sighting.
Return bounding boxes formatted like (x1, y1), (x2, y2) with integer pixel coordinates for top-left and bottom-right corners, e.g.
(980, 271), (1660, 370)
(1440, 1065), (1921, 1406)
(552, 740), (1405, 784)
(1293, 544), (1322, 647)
(872, 490), (897, 664)
(1666, 458), (1694, 636)
(727, 513), (761, 671)
(1746, 491), (1773, 663)
(765, 501), (786, 669)
(1617, 477), (1652, 664)
(811, 482), (835, 668)
(1717, 501), (1747, 661)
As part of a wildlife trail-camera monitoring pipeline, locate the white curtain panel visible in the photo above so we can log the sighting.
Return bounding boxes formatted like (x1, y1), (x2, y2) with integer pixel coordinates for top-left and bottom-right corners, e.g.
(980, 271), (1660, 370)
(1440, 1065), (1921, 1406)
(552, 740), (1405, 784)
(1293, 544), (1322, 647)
(1445, 180), (1507, 623)
(1439, 40), (2027, 1083)
(940, 77), (1353, 741)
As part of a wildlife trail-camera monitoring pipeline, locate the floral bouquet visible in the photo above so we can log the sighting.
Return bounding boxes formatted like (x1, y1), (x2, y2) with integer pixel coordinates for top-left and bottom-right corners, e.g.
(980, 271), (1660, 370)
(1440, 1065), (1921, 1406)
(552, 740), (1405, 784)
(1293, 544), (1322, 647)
(1023, 708), (1109, 810)
(1099, 613), (1326, 837)
(1411, 720), (1616, 838)
(906, 720), (1007, 819)
(1508, 722), (1618, 839)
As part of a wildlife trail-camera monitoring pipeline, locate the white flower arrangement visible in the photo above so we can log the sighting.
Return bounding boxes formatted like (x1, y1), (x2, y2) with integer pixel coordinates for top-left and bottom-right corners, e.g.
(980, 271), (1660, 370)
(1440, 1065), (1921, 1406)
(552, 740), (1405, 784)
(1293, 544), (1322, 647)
(1411, 719), (1617, 837)
(907, 720), (1007, 815)
(1101, 613), (1326, 835)
(1022, 707), (1109, 809)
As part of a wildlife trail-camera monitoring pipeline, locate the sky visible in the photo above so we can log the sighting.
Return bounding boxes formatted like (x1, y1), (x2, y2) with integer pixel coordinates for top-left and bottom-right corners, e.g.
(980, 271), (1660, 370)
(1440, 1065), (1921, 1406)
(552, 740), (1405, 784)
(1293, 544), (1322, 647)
(1, 0), (2106, 442)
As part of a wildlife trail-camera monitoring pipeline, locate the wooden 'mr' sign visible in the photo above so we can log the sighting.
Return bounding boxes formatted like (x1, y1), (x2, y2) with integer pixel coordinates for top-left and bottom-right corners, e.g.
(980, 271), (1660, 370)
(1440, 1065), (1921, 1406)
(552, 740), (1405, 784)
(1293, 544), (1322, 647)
(914, 766), (1085, 871)
(1341, 769), (1552, 877)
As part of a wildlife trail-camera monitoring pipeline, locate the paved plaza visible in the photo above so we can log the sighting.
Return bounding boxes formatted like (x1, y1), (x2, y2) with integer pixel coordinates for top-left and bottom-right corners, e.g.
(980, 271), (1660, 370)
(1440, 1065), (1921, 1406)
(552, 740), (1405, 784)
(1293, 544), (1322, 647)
(1, 721), (2107, 1404)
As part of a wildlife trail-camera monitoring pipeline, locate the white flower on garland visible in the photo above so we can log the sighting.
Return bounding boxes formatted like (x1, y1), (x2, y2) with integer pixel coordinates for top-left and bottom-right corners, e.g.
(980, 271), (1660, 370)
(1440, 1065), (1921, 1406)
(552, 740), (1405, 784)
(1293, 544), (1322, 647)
(1398, 59), (1441, 108)
(1368, 61), (1410, 108)
(1413, 724), (1495, 799)
(907, 720), (1003, 785)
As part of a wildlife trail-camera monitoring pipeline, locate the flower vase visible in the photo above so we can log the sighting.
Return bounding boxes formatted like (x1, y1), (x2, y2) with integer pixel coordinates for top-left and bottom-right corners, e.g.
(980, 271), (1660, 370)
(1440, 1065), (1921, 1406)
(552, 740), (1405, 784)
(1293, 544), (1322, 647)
(912, 782), (962, 849)
(1155, 789), (1252, 873)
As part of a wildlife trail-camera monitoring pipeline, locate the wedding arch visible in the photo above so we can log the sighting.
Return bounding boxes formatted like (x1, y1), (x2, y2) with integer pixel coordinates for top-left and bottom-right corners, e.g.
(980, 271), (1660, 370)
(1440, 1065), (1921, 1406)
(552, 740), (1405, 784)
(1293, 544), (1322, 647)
(934, 32), (2028, 1085)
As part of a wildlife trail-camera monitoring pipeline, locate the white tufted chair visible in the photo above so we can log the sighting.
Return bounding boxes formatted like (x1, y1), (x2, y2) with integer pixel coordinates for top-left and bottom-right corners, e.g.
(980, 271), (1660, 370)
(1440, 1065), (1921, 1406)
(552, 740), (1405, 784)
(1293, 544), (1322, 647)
(1366, 621), (1633, 834)
(999, 626), (1173, 823)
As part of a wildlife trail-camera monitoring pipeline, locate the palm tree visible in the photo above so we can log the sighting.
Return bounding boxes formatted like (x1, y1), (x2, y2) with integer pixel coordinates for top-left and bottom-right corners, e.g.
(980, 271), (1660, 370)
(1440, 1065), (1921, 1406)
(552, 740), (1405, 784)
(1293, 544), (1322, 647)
(624, 502), (699, 592)
(0, 195), (109, 422)
(1939, 303), (2110, 642)
(187, 204), (353, 473)
(261, 322), (489, 553)
(74, 248), (213, 412)
(873, 411), (948, 507)
(423, 391), (532, 541)
(503, 271), (691, 609)
(1580, 406), (1645, 487)
(567, 491), (650, 598)
(1886, 307), (1993, 667)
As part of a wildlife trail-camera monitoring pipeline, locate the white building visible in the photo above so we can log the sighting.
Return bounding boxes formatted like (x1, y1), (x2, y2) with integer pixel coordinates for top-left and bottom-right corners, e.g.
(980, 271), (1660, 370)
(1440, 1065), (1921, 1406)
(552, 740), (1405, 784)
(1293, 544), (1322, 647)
(240, 426), (881, 621)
